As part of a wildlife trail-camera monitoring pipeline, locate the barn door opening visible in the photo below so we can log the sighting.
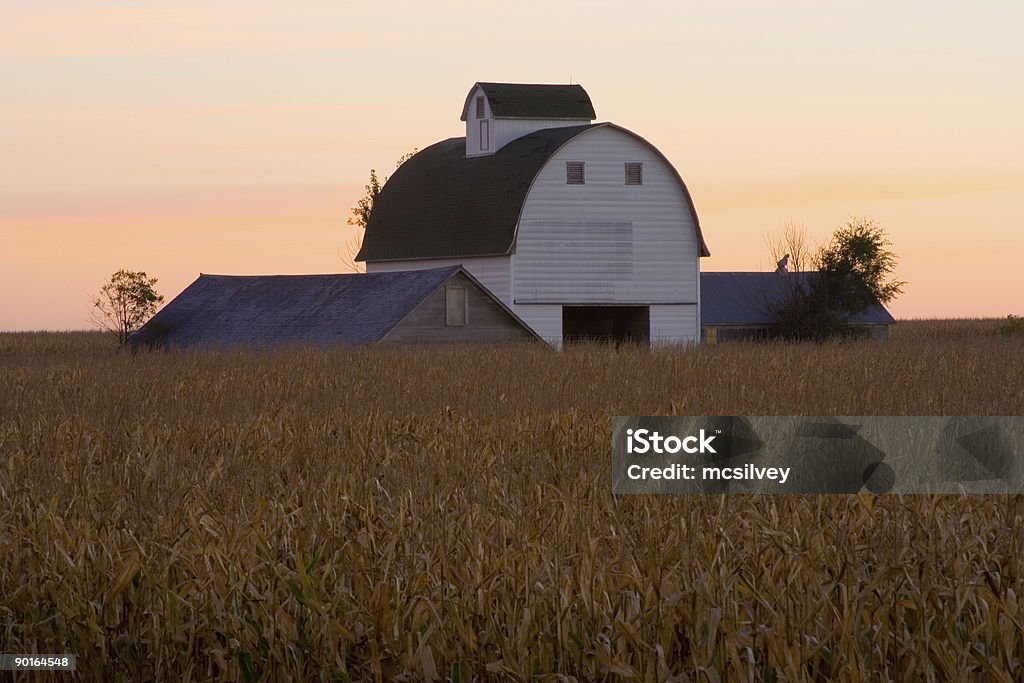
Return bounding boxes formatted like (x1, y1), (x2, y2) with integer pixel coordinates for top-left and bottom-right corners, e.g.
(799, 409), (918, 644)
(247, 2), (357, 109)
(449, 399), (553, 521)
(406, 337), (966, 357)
(562, 306), (650, 345)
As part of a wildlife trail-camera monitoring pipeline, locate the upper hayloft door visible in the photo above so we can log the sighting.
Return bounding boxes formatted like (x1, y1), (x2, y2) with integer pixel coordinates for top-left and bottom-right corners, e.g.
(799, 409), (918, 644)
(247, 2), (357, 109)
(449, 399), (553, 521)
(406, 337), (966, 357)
(465, 86), (493, 156)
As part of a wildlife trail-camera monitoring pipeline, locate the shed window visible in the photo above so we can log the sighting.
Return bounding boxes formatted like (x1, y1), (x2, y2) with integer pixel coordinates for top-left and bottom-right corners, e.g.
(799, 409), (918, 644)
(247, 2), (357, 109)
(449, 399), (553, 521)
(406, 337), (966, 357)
(475, 96), (485, 119)
(566, 161), (585, 185)
(480, 120), (489, 150)
(625, 162), (643, 185)
(446, 286), (467, 327)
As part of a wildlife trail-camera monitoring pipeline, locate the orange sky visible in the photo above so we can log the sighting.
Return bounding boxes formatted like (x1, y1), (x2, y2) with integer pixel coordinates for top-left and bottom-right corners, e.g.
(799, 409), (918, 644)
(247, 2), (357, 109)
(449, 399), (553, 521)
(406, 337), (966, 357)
(2, 1), (1022, 330)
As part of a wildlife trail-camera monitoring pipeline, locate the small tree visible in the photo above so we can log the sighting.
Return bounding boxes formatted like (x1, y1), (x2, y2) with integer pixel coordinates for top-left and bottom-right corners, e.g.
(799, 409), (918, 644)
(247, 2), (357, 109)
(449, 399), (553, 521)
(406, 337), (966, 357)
(343, 149), (418, 272)
(772, 218), (905, 340)
(347, 168), (383, 234)
(91, 270), (164, 346)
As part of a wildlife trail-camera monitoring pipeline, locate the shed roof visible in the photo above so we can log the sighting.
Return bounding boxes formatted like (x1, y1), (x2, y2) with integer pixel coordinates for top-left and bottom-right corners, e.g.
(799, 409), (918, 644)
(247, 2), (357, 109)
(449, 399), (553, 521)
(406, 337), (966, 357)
(700, 272), (896, 326)
(460, 82), (596, 120)
(356, 123), (710, 262)
(130, 266), (471, 348)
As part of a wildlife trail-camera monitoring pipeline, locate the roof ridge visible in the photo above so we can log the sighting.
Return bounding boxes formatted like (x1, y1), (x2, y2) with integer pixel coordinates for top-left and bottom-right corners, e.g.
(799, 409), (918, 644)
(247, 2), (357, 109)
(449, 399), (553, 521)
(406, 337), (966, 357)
(197, 265), (463, 280)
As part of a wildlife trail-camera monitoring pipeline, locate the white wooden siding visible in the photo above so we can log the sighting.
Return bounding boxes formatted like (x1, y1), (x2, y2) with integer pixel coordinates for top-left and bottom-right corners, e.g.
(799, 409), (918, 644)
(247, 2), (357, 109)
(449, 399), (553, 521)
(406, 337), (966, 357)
(512, 126), (700, 309)
(493, 118), (592, 152)
(464, 86), (493, 157)
(512, 304), (563, 348)
(650, 304), (699, 346)
(366, 256), (513, 307)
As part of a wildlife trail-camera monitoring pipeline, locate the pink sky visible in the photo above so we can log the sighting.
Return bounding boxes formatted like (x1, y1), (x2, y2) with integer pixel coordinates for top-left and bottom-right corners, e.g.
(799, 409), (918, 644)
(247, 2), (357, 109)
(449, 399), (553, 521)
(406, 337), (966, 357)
(2, 1), (1022, 330)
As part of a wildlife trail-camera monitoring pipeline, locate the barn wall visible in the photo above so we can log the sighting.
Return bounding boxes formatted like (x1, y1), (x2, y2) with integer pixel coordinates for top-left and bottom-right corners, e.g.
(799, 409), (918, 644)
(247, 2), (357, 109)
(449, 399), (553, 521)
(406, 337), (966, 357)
(493, 118), (592, 151)
(512, 126), (701, 335)
(382, 272), (535, 344)
(650, 304), (699, 346)
(366, 256), (513, 307)
(512, 304), (563, 349)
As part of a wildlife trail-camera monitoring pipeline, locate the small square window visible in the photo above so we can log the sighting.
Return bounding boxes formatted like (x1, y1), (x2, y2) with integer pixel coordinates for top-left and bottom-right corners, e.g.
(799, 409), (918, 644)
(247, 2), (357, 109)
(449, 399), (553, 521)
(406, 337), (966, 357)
(625, 162), (643, 185)
(475, 96), (485, 119)
(445, 286), (467, 326)
(566, 161), (585, 185)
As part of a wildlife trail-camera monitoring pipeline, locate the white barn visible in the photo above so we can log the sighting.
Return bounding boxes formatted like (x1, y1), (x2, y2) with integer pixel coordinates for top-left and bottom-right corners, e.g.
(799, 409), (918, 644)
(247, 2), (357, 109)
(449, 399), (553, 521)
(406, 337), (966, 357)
(357, 82), (710, 347)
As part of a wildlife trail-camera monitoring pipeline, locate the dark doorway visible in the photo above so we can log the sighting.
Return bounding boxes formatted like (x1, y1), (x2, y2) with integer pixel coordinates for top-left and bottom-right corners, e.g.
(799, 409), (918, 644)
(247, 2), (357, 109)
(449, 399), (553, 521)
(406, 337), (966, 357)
(562, 306), (650, 344)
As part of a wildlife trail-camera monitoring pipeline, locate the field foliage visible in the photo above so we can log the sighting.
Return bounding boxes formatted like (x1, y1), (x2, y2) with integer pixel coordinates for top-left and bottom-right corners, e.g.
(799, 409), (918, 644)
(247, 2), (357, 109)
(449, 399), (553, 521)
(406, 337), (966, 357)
(1, 320), (1023, 680)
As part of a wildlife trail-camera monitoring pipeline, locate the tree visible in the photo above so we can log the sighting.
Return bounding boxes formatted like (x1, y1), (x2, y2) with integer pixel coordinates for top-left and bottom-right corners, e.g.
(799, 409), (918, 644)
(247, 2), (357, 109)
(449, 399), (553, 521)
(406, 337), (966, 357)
(342, 149), (418, 273)
(771, 218), (905, 340)
(91, 270), (164, 346)
(815, 218), (905, 314)
(347, 168), (383, 234)
(766, 220), (814, 274)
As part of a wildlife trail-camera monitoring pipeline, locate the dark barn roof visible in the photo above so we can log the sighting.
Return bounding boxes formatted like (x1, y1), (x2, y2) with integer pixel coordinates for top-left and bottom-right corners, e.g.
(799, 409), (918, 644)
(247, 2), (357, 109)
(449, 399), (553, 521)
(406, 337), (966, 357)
(357, 124), (594, 261)
(701, 272), (896, 326)
(131, 266), (474, 348)
(356, 123), (710, 262)
(460, 82), (596, 120)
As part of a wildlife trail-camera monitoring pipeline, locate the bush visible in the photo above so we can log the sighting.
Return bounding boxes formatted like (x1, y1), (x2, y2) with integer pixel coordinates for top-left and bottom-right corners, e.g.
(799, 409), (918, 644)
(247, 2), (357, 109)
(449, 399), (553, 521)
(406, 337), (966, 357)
(997, 314), (1024, 336)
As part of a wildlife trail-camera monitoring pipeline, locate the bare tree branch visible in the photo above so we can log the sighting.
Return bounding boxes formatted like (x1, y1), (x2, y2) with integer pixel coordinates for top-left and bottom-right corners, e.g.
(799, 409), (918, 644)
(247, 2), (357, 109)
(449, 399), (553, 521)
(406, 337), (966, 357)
(766, 220), (815, 273)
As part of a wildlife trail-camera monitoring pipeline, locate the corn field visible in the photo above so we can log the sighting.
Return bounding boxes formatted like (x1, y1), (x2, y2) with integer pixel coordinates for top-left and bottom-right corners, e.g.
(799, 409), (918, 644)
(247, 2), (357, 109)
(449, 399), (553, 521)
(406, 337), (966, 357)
(1, 320), (1023, 681)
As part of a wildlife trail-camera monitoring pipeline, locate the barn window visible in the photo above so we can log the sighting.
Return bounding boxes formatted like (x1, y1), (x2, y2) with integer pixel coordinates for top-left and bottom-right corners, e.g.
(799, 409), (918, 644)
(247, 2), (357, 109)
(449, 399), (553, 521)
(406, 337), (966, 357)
(625, 162), (643, 185)
(566, 161), (585, 184)
(475, 96), (485, 119)
(445, 286), (467, 327)
(480, 120), (489, 150)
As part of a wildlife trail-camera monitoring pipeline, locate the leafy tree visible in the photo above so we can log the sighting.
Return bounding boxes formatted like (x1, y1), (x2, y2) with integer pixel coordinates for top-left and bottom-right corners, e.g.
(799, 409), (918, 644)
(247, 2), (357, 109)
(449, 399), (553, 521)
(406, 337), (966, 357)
(772, 218), (905, 340)
(91, 270), (164, 346)
(816, 219), (905, 313)
(342, 149), (418, 272)
(347, 168), (383, 233)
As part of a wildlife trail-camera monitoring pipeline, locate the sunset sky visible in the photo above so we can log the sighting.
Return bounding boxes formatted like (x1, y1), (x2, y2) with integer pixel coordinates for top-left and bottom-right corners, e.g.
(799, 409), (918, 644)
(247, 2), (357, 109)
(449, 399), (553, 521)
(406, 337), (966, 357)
(2, 1), (1022, 330)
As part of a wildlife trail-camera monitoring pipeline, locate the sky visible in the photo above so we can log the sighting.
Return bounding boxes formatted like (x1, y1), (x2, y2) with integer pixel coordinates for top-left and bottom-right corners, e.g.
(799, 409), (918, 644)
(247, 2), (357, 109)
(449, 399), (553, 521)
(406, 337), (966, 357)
(2, 0), (1022, 330)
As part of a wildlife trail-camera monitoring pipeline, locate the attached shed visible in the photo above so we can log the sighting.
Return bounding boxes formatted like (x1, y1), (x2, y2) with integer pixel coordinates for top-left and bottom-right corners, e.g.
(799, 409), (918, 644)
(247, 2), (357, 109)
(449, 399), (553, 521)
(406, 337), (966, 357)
(131, 266), (541, 348)
(700, 272), (896, 342)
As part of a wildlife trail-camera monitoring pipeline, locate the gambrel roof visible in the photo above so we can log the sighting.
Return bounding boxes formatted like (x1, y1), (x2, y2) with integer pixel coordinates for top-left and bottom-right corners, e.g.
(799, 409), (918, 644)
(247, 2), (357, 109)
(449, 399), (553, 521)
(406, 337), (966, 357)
(130, 266), (539, 348)
(356, 123), (710, 262)
(701, 272), (896, 326)
(460, 82), (596, 121)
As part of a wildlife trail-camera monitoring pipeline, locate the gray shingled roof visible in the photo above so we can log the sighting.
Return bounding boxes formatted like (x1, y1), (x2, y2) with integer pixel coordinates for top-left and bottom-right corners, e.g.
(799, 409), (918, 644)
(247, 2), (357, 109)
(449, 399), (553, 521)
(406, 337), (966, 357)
(356, 123), (710, 262)
(701, 272), (896, 326)
(131, 266), (463, 348)
(460, 82), (596, 121)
